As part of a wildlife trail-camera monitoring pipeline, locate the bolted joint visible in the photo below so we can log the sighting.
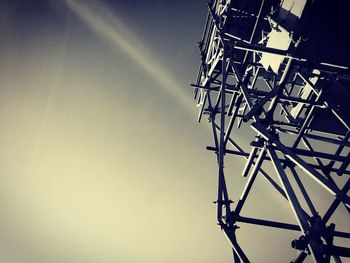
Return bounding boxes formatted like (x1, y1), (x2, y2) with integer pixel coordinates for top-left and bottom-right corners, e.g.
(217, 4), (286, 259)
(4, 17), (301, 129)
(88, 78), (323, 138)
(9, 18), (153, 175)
(243, 103), (264, 122)
(213, 200), (234, 206)
(225, 211), (239, 224)
(283, 158), (295, 168)
(291, 236), (308, 251)
(309, 214), (323, 234)
(219, 220), (240, 230)
(206, 107), (218, 122)
(250, 136), (265, 148)
(197, 41), (204, 50)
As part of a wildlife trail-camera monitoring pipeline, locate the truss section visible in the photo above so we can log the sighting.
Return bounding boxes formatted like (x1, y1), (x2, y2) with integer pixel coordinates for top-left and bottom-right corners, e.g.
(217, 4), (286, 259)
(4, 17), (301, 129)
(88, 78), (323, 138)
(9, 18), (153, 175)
(192, 0), (350, 262)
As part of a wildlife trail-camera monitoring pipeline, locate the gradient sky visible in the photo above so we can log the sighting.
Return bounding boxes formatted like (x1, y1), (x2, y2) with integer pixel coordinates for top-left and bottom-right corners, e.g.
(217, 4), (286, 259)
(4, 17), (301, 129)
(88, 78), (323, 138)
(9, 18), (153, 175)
(0, 1), (348, 263)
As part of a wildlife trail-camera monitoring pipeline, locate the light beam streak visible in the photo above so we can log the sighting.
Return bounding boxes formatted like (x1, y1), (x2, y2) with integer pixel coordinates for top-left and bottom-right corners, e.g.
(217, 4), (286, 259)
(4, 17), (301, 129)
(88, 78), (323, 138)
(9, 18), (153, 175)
(64, 0), (195, 114)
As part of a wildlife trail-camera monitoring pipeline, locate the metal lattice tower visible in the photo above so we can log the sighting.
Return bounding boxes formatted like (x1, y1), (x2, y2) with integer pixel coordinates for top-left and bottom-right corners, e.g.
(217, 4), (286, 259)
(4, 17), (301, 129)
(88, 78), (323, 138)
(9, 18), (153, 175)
(192, 0), (350, 262)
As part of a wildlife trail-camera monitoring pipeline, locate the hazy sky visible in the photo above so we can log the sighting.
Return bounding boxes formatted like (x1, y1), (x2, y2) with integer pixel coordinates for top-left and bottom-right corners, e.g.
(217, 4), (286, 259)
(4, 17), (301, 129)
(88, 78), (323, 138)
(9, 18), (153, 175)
(0, 1), (348, 263)
(0, 1), (232, 262)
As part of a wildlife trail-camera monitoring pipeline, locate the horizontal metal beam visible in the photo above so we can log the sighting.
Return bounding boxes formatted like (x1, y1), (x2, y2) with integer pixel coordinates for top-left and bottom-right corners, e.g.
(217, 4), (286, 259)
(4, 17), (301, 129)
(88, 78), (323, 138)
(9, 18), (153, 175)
(252, 122), (350, 207)
(206, 146), (350, 174)
(235, 215), (300, 231)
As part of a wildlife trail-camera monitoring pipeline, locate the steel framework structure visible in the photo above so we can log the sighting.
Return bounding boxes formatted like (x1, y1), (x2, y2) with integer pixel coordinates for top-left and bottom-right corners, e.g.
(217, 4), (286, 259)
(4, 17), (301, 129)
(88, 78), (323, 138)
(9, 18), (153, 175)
(192, 0), (350, 262)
